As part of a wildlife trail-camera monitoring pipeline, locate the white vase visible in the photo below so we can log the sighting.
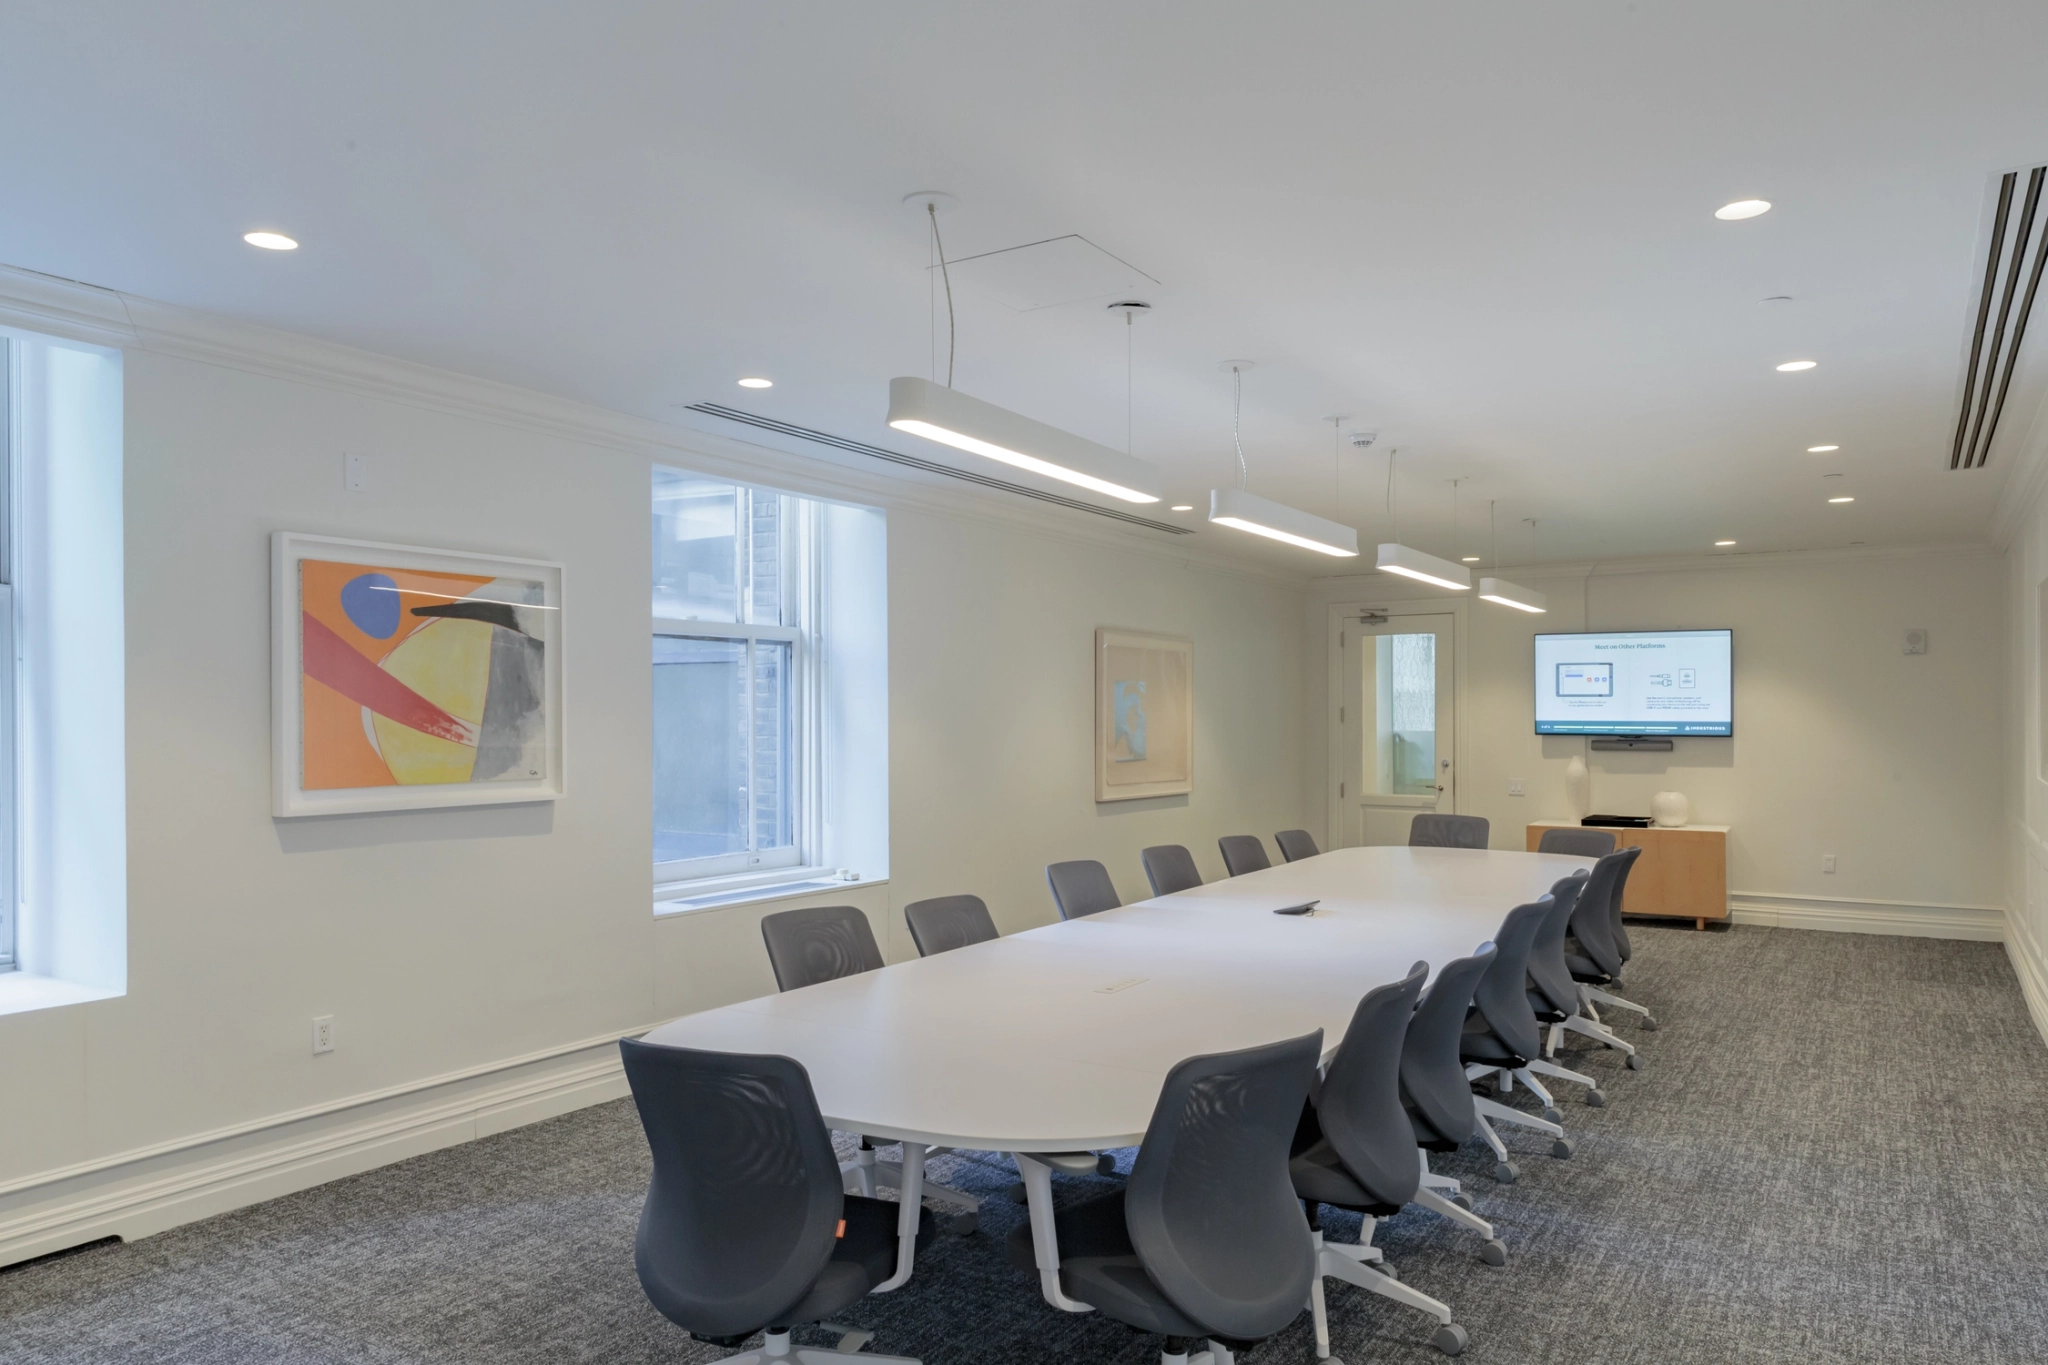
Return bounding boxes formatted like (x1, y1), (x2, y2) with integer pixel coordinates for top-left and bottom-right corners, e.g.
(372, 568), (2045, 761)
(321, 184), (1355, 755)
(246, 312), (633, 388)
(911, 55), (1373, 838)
(1650, 790), (1690, 828)
(1564, 754), (1590, 819)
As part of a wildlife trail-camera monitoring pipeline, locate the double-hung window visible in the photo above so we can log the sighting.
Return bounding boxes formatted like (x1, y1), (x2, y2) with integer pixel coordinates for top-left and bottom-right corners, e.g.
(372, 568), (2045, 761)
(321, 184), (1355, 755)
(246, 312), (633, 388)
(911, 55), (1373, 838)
(653, 469), (820, 889)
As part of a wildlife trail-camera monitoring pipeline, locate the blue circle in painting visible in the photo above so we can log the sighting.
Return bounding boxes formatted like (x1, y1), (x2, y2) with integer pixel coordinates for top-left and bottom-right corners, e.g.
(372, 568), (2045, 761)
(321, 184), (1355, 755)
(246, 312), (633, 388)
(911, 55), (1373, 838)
(340, 572), (401, 638)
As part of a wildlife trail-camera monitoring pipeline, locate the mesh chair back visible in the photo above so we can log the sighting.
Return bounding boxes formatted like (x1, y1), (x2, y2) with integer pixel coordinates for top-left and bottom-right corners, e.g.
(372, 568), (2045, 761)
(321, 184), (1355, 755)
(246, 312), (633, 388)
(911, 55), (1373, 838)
(903, 894), (998, 957)
(1274, 829), (1320, 863)
(760, 905), (883, 992)
(1046, 860), (1121, 919)
(1141, 845), (1203, 897)
(1609, 844), (1643, 961)
(1568, 849), (1633, 977)
(620, 1040), (842, 1339)
(1124, 1031), (1322, 1342)
(1315, 962), (1429, 1208)
(1527, 873), (1589, 1016)
(1217, 835), (1272, 877)
(1538, 827), (1617, 858)
(1469, 898), (1550, 1062)
(1409, 813), (1490, 848)
(1401, 943), (1496, 1147)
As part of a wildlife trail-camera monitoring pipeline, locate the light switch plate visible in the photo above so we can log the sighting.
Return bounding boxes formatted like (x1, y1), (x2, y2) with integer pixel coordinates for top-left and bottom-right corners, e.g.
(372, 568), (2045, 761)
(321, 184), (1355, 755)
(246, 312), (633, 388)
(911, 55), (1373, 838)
(1821, 854), (1838, 874)
(1508, 779), (1525, 796)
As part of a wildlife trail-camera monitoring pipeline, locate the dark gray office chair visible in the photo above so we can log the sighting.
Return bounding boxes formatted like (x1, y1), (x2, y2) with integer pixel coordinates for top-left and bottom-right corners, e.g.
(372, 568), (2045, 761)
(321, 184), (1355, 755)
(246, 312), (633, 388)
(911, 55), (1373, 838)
(1566, 847), (1657, 1029)
(1536, 827), (1616, 858)
(1292, 963), (1471, 1357)
(760, 905), (981, 1232)
(760, 905), (883, 991)
(1275, 829), (1320, 863)
(620, 1039), (930, 1364)
(1140, 845), (1203, 897)
(903, 895), (998, 957)
(1007, 1033), (1322, 1365)
(1529, 873), (1640, 1072)
(1047, 860), (1121, 919)
(1401, 943), (1510, 1254)
(1459, 898), (1575, 1171)
(1218, 834), (1272, 877)
(1409, 814), (1490, 849)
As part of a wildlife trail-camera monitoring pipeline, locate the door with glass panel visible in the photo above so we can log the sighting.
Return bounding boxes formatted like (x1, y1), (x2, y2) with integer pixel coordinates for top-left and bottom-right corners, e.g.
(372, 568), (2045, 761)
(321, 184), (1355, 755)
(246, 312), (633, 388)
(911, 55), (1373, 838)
(1333, 612), (1456, 848)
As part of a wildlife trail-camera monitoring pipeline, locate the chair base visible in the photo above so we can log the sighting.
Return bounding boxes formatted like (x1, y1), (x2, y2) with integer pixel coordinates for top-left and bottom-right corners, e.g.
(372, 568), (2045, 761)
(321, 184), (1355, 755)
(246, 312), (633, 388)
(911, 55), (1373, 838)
(1308, 1228), (1467, 1358)
(717, 1327), (919, 1364)
(1414, 1150), (1505, 1264)
(1162, 1341), (1239, 1365)
(841, 1144), (980, 1233)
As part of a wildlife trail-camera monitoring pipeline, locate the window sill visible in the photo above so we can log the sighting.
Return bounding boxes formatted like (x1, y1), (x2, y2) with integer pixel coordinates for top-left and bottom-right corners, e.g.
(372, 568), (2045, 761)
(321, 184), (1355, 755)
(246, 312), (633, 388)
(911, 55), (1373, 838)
(655, 869), (886, 917)
(0, 971), (123, 1018)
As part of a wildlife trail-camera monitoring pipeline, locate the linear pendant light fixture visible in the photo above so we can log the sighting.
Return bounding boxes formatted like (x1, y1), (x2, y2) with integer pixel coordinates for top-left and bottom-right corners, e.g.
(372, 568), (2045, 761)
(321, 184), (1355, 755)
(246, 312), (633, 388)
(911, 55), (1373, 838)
(886, 194), (1162, 505)
(1205, 363), (1359, 556)
(1474, 501), (1546, 612)
(1374, 448), (1469, 588)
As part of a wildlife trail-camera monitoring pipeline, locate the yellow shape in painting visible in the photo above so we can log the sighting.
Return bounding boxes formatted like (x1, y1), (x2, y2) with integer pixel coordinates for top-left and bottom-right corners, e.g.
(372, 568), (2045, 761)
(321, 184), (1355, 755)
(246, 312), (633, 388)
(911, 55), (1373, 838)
(372, 618), (493, 785)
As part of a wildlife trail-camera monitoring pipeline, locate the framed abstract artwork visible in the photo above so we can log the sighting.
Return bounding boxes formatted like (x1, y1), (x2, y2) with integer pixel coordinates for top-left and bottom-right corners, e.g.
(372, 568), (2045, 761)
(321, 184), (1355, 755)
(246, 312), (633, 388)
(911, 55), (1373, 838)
(1095, 628), (1192, 802)
(272, 533), (565, 816)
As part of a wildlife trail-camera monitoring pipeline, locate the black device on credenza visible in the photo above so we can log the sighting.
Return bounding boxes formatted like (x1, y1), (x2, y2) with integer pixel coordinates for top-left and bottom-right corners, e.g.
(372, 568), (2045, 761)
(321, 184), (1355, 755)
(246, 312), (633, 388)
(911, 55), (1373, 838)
(1582, 814), (1653, 828)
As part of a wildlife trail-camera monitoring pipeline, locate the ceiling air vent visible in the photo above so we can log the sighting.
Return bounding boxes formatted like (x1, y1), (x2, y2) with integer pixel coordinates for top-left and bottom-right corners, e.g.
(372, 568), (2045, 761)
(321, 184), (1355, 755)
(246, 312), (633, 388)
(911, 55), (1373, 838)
(683, 403), (1192, 535)
(1952, 165), (2048, 470)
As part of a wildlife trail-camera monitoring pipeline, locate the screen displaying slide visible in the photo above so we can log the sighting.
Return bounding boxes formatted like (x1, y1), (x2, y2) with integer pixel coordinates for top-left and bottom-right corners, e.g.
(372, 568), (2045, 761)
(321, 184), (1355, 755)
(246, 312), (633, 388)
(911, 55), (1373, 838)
(1534, 629), (1732, 735)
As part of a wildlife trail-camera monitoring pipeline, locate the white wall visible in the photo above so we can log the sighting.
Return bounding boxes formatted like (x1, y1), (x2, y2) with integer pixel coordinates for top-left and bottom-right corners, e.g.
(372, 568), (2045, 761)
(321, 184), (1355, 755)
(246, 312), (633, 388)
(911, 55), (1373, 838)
(1304, 549), (2007, 936)
(2001, 468), (2048, 1038)
(0, 296), (1308, 1262)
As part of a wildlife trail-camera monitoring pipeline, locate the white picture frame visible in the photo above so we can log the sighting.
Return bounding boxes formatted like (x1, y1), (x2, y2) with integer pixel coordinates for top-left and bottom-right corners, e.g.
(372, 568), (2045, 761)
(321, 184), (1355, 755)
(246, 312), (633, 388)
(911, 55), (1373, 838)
(1095, 627), (1193, 802)
(272, 532), (566, 817)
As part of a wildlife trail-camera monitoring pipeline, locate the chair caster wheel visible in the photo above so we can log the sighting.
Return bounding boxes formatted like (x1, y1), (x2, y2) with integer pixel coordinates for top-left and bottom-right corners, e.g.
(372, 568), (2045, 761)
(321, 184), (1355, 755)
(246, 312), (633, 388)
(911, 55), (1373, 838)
(1551, 1137), (1576, 1159)
(1096, 1152), (1119, 1176)
(1586, 1088), (1606, 1108)
(1626, 1053), (1644, 1070)
(947, 1211), (978, 1236)
(1642, 1017), (1659, 1031)
(1432, 1323), (1469, 1356)
(1006, 1182), (1027, 1204)
(1370, 1259), (1399, 1281)
(1542, 1106), (1564, 1124)
(1479, 1239), (1507, 1267)
(1451, 1192), (1474, 1211)
(1493, 1161), (1519, 1184)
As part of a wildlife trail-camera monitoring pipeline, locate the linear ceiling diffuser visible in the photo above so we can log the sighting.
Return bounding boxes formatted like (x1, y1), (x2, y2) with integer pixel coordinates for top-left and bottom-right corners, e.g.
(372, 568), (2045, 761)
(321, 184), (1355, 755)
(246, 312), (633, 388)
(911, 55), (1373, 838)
(1951, 164), (2048, 471)
(888, 376), (1162, 503)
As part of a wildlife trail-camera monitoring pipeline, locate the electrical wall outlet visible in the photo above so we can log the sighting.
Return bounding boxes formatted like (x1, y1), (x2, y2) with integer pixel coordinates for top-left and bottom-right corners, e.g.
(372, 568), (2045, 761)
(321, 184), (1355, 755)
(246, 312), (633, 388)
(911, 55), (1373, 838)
(1507, 778), (1525, 796)
(1821, 854), (1837, 875)
(312, 1015), (336, 1055)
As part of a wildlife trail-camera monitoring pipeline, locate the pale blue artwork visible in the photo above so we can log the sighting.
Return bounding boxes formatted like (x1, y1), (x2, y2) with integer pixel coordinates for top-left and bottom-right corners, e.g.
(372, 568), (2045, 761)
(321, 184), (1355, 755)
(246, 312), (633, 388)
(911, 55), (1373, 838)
(1113, 679), (1148, 762)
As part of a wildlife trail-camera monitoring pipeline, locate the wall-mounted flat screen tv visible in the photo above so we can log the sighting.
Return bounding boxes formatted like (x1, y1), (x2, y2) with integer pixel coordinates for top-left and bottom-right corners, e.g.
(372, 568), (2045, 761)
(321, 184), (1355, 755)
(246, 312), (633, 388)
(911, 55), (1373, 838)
(1534, 629), (1733, 736)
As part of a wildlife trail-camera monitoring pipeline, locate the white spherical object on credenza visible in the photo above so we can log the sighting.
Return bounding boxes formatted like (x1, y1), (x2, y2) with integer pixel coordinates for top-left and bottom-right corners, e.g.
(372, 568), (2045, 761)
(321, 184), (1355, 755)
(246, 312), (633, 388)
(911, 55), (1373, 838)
(1650, 790), (1691, 828)
(1564, 754), (1590, 818)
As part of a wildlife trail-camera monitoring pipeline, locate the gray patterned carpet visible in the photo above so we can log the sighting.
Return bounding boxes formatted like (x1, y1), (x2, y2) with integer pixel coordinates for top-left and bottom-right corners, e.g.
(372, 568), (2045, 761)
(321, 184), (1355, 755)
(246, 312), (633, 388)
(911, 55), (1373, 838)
(6, 925), (2047, 1365)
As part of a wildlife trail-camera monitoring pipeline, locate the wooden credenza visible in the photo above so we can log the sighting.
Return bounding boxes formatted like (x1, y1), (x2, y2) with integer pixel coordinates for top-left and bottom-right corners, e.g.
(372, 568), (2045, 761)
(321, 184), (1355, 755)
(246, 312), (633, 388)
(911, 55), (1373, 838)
(1525, 821), (1729, 929)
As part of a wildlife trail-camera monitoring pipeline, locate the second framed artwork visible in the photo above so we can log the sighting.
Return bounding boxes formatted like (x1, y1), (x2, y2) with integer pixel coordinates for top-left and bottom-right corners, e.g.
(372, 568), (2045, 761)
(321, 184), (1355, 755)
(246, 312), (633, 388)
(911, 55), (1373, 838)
(272, 533), (566, 817)
(1095, 628), (1193, 802)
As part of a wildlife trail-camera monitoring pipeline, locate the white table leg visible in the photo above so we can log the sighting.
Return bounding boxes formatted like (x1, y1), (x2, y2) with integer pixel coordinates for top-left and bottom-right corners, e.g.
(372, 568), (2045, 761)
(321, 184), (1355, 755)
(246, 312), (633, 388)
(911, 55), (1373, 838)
(872, 1141), (924, 1292)
(1014, 1152), (1095, 1313)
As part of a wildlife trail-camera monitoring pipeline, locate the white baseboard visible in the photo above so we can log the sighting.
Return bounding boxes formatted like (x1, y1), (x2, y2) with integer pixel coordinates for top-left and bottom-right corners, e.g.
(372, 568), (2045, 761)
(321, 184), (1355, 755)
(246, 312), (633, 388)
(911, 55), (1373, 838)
(1726, 892), (2006, 941)
(0, 1031), (636, 1269)
(2005, 912), (2048, 1045)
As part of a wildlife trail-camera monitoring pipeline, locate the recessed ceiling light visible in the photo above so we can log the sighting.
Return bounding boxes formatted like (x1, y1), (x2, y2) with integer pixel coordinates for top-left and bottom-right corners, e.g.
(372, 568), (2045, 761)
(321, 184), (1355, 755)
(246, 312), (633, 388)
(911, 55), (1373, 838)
(1807, 444), (1839, 452)
(1715, 540), (1737, 547)
(1828, 496), (1855, 503)
(243, 230), (298, 250)
(1170, 504), (1194, 512)
(1776, 360), (1818, 372)
(736, 377), (773, 389)
(1715, 199), (1772, 220)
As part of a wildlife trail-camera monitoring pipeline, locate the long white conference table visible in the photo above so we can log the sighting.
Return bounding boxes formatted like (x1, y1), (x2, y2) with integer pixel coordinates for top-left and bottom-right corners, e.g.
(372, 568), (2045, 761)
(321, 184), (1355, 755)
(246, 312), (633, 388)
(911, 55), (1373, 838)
(641, 844), (1595, 1313)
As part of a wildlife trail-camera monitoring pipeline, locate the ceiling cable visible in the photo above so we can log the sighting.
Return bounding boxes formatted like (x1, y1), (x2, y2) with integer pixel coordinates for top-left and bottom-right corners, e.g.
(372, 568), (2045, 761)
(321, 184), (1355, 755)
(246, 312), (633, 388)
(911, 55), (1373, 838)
(1490, 499), (1499, 572)
(1126, 310), (1135, 455)
(1386, 449), (1398, 542)
(1232, 365), (1248, 490)
(928, 202), (956, 388)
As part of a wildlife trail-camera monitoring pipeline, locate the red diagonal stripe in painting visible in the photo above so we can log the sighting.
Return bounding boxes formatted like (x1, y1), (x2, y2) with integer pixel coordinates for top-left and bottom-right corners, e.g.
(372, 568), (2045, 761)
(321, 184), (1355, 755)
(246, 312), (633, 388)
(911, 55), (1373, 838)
(301, 611), (480, 748)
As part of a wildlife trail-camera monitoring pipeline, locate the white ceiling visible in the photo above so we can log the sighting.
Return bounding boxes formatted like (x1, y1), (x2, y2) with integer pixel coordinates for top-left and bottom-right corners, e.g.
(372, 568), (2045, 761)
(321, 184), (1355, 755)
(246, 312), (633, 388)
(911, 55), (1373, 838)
(6, 1), (2048, 570)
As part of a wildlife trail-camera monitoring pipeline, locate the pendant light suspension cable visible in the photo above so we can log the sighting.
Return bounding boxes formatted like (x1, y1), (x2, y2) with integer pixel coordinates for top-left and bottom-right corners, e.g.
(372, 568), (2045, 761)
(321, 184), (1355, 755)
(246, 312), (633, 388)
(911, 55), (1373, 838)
(928, 202), (956, 388)
(1490, 499), (1499, 571)
(1386, 449), (1398, 542)
(1232, 365), (1248, 489)
(1126, 310), (1134, 455)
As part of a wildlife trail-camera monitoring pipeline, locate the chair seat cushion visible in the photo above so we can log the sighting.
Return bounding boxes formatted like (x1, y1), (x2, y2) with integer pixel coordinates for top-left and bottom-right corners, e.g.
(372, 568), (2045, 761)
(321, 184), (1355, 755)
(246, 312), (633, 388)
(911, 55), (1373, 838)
(1459, 1013), (1519, 1065)
(1406, 1106), (1463, 1152)
(1564, 951), (1612, 983)
(774, 1195), (930, 1328)
(1288, 1138), (1400, 1215)
(1003, 1190), (1206, 1337)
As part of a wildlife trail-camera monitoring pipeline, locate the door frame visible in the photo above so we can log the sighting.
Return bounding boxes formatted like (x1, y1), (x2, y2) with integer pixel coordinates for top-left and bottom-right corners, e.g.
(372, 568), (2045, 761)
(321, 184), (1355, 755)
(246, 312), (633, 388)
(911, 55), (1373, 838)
(1326, 597), (1471, 848)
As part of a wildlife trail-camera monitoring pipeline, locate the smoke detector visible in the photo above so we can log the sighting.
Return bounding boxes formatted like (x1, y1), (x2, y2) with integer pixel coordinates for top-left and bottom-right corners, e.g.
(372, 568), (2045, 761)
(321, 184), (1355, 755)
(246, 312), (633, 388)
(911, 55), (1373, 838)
(1349, 430), (1380, 449)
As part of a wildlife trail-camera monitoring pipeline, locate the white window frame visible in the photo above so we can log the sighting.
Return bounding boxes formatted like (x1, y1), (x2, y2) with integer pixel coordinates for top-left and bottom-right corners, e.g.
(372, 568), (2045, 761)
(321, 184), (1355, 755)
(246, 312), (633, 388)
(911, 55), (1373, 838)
(652, 488), (824, 894)
(0, 336), (14, 972)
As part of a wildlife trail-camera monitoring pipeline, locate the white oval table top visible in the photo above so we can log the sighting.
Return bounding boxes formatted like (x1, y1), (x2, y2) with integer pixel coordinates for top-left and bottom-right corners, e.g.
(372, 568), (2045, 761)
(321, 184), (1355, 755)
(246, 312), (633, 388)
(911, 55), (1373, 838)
(640, 845), (1594, 1153)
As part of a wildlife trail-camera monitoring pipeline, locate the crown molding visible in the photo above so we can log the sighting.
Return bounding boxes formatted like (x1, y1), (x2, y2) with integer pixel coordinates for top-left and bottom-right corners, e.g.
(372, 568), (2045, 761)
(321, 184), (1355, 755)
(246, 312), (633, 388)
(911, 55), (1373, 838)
(0, 262), (1312, 594)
